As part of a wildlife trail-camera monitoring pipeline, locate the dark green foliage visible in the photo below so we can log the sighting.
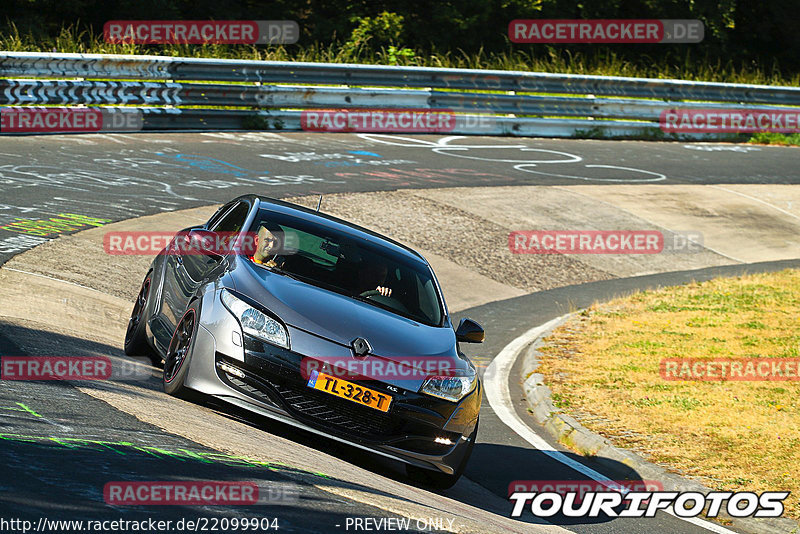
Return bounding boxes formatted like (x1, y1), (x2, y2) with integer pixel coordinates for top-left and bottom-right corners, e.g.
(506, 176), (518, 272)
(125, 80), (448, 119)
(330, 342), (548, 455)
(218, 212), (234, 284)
(2, 0), (797, 77)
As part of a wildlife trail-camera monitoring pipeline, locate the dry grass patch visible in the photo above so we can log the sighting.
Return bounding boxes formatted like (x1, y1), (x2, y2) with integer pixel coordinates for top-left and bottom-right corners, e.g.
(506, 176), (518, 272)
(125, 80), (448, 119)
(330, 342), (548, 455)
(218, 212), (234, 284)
(537, 269), (800, 519)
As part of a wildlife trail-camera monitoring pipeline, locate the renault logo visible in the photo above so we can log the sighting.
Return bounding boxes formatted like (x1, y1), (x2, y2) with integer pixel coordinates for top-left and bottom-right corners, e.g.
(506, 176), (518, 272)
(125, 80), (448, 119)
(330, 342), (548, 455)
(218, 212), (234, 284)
(351, 337), (371, 358)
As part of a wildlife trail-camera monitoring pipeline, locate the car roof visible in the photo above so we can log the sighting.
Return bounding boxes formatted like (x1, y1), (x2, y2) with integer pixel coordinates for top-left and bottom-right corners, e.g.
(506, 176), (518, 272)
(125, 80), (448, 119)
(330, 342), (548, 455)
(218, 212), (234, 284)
(237, 194), (427, 265)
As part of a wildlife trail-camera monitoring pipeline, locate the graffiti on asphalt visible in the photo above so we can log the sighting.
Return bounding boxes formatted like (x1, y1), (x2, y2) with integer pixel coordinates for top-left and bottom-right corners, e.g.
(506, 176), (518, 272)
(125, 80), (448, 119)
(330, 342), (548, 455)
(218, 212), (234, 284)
(356, 134), (668, 182)
(0, 432), (330, 479)
(0, 213), (111, 236)
(259, 150), (414, 168)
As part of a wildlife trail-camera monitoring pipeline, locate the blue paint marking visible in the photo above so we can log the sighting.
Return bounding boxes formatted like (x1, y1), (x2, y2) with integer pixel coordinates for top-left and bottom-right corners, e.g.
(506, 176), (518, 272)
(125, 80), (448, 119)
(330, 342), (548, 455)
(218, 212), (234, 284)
(307, 369), (319, 388)
(347, 150), (382, 158)
(154, 153), (267, 177)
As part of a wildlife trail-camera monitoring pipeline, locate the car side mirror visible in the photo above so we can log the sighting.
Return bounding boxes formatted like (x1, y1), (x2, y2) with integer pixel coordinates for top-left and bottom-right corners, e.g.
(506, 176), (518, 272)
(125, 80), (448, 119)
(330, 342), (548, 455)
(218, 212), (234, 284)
(455, 318), (484, 343)
(185, 229), (224, 261)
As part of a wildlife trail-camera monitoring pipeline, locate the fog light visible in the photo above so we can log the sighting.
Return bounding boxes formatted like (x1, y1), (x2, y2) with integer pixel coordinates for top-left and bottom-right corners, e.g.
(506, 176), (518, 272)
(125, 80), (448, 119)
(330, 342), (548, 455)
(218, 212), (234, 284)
(434, 436), (454, 445)
(219, 362), (245, 379)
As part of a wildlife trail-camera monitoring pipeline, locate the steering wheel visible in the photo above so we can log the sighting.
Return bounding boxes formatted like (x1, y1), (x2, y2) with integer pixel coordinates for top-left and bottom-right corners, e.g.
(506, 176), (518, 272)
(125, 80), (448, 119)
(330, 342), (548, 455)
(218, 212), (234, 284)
(359, 289), (383, 298)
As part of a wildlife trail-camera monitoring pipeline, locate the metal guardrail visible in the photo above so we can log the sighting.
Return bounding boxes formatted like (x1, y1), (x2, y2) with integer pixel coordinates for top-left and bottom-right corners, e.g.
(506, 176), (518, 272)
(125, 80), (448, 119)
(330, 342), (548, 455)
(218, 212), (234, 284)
(1, 51), (799, 138)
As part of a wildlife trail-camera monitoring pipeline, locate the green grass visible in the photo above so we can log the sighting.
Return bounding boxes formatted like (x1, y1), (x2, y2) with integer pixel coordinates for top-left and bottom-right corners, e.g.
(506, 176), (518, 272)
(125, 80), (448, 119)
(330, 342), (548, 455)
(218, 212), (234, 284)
(6, 24), (799, 143)
(3, 24), (800, 86)
(536, 269), (800, 518)
(749, 132), (800, 146)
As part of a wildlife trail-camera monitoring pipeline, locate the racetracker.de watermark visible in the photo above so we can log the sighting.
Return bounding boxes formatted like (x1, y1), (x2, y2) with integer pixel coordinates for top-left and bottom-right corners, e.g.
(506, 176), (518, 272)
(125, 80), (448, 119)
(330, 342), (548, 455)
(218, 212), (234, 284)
(104, 21), (299, 44)
(508, 230), (705, 254)
(661, 109), (800, 133)
(0, 108), (143, 134)
(102, 231), (302, 256)
(661, 358), (800, 381)
(509, 19), (703, 43)
(300, 356), (459, 381)
(509, 480), (664, 502)
(104, 481), (298, 505)
(1, 356), (150, 381)
(301, 109), (462, 133)
(104, 231), (256, 256)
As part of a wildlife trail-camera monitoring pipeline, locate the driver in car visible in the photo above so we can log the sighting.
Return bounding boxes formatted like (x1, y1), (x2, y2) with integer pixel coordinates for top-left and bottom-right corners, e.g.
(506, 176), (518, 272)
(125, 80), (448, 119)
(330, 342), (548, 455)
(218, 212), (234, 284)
(250, 224), (285, 268)
(357, 261), (393, 297)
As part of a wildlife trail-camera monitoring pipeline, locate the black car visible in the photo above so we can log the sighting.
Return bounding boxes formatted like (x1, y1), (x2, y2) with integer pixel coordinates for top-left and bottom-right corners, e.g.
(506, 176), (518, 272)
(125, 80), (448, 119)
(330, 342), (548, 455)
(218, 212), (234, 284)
(124, 194), (484, 488)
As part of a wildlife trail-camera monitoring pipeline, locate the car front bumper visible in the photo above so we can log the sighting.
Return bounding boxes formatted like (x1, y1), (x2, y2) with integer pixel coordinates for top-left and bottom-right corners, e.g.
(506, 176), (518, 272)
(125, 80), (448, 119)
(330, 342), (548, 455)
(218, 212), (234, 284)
(183, 288), (481, 475)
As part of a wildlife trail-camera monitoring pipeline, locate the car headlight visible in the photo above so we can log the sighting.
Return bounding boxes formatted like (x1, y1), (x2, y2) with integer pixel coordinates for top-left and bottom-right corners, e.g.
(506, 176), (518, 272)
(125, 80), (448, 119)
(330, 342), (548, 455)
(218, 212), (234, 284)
(220, 289), (289, 349)
(421, 365), (477, 402)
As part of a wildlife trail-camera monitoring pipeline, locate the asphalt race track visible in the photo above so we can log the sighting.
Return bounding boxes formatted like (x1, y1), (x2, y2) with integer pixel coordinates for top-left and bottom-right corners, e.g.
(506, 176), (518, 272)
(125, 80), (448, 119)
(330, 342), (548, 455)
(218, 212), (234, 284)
(0, 132), (798, 534)
(1, 132), (798, 265)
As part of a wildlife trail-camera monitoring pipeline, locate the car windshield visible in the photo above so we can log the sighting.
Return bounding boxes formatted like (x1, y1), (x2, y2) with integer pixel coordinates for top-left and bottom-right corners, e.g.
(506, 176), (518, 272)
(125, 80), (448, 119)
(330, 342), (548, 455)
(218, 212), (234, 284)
(246, 209), (444, 327)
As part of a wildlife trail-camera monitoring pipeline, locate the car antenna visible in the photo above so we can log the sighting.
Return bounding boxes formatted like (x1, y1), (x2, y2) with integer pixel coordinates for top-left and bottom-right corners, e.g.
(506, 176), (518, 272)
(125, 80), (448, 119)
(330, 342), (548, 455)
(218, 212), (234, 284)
(316, 194), (323, 212)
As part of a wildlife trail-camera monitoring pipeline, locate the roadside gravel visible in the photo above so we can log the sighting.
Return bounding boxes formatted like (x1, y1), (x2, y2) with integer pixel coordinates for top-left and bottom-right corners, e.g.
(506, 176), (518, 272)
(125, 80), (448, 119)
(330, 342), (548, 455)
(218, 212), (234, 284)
(5, 190), (615, 303)
(285, 190), (614, 292)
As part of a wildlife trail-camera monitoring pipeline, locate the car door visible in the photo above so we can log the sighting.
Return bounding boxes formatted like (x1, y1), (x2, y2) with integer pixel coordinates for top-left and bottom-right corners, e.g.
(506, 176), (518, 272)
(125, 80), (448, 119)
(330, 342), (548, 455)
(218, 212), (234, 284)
(158, 201), (250, 342)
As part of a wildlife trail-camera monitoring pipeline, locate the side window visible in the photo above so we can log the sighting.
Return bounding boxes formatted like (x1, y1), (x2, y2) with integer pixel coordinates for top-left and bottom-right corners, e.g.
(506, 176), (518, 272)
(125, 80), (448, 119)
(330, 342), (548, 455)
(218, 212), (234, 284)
(210, 202), (249, 233)
(206, 202), (234, 229)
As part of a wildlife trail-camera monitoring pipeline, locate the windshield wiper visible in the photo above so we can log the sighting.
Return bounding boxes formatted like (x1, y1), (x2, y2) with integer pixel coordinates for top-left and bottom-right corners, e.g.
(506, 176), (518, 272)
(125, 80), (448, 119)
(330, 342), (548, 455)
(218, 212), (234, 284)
(350, 294), (382, 307)
(349, 293), (406, 315)
(264, 265), (304, 282)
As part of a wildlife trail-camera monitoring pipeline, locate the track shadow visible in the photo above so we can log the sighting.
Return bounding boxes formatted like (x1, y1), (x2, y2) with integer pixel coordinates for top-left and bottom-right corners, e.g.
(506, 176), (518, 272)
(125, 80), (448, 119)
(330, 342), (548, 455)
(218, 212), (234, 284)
(0, 320), (661, 530)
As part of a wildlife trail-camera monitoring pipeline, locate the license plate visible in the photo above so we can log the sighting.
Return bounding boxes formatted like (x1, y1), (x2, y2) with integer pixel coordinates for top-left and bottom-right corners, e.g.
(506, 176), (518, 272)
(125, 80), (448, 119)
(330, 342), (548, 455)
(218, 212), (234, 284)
(306, 370), (392, 413)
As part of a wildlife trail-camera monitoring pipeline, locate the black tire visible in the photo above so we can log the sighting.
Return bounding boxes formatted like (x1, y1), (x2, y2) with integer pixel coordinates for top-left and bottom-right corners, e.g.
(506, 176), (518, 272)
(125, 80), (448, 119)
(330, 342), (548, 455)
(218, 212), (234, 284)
(124, 272), (160, 367)
(163, 304), (199, 399)
(406, 418), (479, 490)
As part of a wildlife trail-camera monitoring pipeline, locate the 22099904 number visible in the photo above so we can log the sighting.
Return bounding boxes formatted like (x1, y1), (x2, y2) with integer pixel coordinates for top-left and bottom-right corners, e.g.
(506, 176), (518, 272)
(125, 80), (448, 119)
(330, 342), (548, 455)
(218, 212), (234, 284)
(191, 517), (279, 531)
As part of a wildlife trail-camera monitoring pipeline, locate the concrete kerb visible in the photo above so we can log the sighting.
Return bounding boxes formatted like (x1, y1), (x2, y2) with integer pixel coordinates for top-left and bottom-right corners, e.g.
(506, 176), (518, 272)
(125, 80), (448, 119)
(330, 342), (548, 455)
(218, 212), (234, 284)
(518, 313), (799, 534)
(520, 313), (614, 459)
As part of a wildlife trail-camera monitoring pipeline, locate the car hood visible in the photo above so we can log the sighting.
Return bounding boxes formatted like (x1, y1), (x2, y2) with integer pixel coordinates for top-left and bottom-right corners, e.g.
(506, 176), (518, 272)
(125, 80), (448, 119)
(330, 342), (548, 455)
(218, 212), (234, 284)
(232, 260), (464, 366)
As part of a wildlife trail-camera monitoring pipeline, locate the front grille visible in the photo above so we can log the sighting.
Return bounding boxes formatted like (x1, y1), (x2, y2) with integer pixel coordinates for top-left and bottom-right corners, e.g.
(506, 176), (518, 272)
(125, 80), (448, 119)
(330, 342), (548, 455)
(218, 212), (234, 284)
(225, 374), (280, 407)
(219, 360), (399, 440)
(272, 379), (398, 438)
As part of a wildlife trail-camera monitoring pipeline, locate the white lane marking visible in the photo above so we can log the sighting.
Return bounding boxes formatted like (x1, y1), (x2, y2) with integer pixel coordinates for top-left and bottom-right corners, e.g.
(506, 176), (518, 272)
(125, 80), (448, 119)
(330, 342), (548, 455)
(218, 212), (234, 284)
(360, 134), (584, 163)
(682, 145), (760, 153)
(357, 134), (446, 147)
(0, 411), (73, 431)
(484, 316), (740, 534)
(708, 185), (800, 223)
(356, 134), (666, 182)
(40, 416), (74, 432)
(514, 164), (667, 183)
(0, 402), (73, 432)
(432, 147), (583, 164)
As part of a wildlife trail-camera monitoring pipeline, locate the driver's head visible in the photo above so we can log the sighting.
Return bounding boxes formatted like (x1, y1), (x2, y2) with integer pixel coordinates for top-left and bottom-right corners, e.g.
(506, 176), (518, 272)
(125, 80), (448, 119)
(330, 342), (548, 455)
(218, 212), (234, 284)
(253, 224), (281, 262)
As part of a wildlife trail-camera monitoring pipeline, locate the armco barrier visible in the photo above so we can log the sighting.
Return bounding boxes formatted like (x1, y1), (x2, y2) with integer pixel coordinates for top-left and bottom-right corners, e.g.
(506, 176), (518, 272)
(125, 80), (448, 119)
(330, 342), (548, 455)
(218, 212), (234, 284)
(1, 51), (799, 138)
